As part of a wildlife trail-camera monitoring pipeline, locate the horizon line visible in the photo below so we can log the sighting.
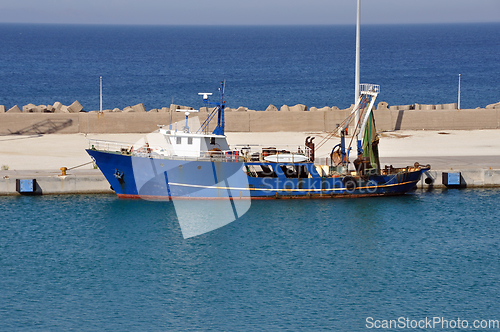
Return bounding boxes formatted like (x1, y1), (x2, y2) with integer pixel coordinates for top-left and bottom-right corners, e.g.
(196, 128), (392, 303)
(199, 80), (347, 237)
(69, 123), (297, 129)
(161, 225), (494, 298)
(0, 21), (499, 28)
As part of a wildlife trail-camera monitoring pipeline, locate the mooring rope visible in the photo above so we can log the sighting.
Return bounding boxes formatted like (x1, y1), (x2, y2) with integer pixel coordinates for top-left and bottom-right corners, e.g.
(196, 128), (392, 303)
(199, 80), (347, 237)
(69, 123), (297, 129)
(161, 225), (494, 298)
(67, 161), (94, 170)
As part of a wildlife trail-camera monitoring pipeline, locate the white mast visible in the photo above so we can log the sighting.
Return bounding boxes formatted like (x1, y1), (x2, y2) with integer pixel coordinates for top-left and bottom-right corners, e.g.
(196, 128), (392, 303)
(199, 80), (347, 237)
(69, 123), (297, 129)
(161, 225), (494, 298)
(354, 0), (362, 157)
(458, 74), (461, 110)
(355, 0), (361, 104)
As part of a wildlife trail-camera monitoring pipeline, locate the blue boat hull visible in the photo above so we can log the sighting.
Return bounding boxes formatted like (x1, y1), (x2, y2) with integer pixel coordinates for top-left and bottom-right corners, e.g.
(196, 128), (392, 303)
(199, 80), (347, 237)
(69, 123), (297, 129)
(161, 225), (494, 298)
(87, 149), (427, 199)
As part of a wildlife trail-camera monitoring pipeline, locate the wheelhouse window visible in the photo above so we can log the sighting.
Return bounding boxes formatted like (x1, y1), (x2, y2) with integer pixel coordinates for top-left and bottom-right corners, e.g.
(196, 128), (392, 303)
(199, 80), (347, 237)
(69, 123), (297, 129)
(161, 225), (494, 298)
(245, 165), (278, 178)
(176, 137), (182, 145)
(280, 165), (310, 178)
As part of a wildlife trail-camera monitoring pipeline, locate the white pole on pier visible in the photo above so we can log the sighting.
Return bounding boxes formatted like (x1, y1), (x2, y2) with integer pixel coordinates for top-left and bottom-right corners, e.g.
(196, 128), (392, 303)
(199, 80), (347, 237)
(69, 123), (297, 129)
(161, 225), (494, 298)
(100, 76), (103, 113)
(458, 74), (461, 110)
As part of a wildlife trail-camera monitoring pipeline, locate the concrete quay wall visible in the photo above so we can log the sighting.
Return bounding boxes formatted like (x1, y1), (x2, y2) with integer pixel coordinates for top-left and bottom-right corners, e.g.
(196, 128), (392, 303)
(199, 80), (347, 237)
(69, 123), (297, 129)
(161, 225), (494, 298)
(1, 168), (499, 196)
(417, 169), (500, 189)
(0, 170), (113, 196)
(1, 108), (500, 134)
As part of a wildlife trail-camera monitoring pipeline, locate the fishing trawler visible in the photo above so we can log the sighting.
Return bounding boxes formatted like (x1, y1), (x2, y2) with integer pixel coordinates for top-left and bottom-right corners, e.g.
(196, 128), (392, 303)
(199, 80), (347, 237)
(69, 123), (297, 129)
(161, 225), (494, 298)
(86, 81), (430, 199)
(86, 0), (430, 200)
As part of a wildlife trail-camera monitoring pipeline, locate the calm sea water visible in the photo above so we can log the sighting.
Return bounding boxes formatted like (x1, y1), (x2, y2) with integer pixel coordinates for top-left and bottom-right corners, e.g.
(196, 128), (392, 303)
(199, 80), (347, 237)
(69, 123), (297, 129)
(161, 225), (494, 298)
(0, 23), (499, 111)
(1, 189), (499, 331)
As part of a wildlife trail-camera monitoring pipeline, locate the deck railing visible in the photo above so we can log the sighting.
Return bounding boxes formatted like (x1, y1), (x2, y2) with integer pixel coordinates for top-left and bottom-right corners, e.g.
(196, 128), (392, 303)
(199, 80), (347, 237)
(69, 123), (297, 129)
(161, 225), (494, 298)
(360, 83), (380, 95)
(88, 139), (310, 163)
(88, 139), (131, 153)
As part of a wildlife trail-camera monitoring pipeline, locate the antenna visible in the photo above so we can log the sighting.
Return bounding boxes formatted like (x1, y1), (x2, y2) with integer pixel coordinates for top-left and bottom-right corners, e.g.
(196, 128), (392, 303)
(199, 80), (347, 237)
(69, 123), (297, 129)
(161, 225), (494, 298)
(169, 97), (173, 130)
(198, 93), (213, 100)
(176, 109), (200, 132)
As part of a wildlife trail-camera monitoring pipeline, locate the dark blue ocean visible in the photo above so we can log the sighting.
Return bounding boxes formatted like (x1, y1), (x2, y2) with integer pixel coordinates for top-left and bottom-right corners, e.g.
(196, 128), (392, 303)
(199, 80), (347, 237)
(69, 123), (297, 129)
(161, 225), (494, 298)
(0, 23), (499, 111)
(1, 189), (500, 331)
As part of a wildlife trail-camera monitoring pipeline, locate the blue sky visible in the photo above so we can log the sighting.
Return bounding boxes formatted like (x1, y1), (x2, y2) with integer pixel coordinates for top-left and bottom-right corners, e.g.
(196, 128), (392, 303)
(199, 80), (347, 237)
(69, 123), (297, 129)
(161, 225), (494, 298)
(1, 0), (499, 25)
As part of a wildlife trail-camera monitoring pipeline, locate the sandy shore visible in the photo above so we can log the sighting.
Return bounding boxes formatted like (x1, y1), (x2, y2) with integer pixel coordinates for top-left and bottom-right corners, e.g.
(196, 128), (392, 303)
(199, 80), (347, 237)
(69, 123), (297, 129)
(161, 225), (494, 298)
(1, 130), (500, 171)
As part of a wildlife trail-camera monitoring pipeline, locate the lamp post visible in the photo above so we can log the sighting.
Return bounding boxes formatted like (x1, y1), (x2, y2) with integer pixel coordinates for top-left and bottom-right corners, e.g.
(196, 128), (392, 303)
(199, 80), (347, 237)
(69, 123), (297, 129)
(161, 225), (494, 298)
(100, 76), (103, 113)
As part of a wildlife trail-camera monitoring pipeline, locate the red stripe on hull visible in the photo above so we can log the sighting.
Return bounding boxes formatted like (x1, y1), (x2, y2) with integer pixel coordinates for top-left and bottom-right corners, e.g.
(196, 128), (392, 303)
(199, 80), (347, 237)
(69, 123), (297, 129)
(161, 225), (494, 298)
(116, 191), (410, 200)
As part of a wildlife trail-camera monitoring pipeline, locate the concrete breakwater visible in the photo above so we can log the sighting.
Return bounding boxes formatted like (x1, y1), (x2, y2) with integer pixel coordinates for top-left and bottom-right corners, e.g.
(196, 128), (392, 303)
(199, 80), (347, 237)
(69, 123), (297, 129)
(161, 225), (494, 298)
(1, 100), (500, 134)
(3, 100), (500, 114)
